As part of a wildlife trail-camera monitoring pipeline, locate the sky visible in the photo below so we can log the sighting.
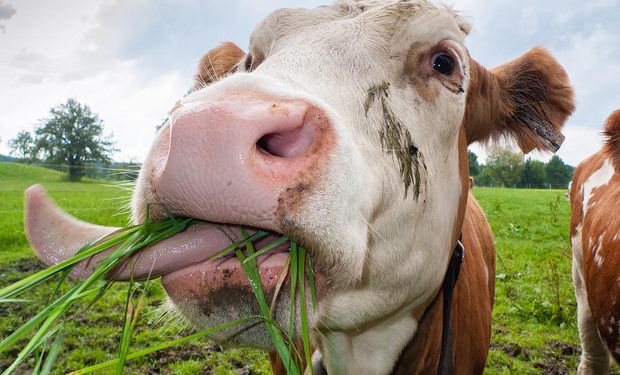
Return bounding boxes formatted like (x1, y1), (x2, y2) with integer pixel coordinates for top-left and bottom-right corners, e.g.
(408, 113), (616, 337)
(0, 0), (619, 165)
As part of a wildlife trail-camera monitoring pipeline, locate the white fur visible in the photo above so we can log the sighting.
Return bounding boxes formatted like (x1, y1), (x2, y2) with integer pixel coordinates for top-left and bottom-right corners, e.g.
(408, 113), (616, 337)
(573, 225), (612, 375)
(582, 159), (614, 216)
(133, 1), (471, 373)
(573, 159), (616, 374)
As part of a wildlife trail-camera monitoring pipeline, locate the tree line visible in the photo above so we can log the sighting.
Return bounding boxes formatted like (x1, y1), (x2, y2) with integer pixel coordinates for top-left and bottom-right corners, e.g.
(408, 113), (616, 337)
(6, 98), (575, 188)
(468, 148), (574, 189)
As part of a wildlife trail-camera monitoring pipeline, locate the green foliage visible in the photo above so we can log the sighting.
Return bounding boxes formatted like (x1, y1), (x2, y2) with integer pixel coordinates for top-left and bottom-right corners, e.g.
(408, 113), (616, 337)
(484, 147), (525, 187)
(521, 159), (547, 188)
(472, 149), (575, 190)
(32, 99), (116, 181)
(8, 131), (34, 162)
(468, 150), (480, 177)
(546, 155), (574, 189)
(476, 188), (579, 374)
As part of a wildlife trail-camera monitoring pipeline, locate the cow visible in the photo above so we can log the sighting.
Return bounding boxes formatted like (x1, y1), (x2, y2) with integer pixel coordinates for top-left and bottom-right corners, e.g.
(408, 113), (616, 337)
(570, 109), (620, 375)
(23, 1), (574, 373)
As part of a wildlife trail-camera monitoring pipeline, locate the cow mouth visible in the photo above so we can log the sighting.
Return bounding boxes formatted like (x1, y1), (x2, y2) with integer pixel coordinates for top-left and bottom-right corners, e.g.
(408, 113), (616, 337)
(158, 226), (298, 300)
(24, 184), (322, 306)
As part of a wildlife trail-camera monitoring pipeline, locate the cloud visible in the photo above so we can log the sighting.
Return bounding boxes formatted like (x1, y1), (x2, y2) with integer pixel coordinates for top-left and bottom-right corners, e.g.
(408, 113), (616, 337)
(450, 0), (620, 165)
(1, 0), (619, 165)
(0, 1), (16, 32)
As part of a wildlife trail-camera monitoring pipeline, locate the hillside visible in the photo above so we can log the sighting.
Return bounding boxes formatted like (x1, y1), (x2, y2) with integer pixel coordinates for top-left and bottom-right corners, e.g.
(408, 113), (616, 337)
(0, 162), (66, 186)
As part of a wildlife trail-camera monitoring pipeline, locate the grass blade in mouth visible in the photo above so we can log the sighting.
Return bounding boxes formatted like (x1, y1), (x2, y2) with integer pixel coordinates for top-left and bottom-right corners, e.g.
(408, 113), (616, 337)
(0, 227), (142, 301)
(0, 219), (195, 373)
(308, 255), (317, 313)
(2, 208), (317, 374)
(243, 236), (289, 263)
(298, 246), (313, 374)
(287, 242), (299, 367)
(39, 325), (65, 375)
(237, 229), (301, 375)
(116, 276), (144, 375)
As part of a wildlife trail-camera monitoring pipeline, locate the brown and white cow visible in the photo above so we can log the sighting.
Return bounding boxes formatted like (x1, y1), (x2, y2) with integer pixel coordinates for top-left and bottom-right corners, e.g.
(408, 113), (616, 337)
(24, 1), (574, 373)
(570, 110), (620, 375)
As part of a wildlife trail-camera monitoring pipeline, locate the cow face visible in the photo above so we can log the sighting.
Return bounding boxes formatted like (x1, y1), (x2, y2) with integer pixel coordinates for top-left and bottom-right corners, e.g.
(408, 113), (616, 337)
(25, 0), (573, 373)
(134, 1), (475, 344)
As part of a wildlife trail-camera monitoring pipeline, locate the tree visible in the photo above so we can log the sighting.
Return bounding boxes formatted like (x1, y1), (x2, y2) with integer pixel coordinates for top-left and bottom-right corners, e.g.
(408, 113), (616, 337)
(546, 155), (573, 189)
(468, 150), (480, 177)
(521, 159), (547, 188)
(475, 166), (495, 187)
(484, 147), (524, 187)
(33, 99), (116, 181)
(8, 131), (34, 161)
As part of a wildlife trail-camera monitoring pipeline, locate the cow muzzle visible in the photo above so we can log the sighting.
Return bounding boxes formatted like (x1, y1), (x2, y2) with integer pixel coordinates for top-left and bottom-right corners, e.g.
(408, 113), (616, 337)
(25, 89), (336, 348)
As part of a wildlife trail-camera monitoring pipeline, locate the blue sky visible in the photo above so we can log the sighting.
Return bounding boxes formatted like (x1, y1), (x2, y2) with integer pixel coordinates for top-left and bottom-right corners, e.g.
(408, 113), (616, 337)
(0, 0), (619, 165)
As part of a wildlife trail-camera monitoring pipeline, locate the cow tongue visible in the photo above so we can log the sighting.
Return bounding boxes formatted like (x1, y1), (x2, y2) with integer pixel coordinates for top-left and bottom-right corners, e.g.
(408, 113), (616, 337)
(24, 184), (287, 281)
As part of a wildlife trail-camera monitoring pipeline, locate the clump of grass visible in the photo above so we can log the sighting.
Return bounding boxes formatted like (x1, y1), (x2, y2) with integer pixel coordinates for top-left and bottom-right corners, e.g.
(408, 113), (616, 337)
(0, 213), (315, 374)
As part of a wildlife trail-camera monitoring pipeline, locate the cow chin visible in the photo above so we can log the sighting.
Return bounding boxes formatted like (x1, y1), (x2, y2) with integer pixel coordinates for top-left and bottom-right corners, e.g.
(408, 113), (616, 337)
(161, 260), (322, 350)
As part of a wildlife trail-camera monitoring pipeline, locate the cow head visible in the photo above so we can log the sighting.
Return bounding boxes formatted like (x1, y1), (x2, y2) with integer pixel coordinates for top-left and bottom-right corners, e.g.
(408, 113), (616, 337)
(25, 1), (574, 373)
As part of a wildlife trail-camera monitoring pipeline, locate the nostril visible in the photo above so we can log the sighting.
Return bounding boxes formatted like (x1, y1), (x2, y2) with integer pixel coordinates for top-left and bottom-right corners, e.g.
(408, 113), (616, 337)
(256, 122), (317, 159)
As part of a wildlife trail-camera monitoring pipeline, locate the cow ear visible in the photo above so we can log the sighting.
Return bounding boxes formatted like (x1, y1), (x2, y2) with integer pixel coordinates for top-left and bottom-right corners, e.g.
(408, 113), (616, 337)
(463, 47), (575, 153)
(193, 42), (245, 90)
(603, 110), (620, 172)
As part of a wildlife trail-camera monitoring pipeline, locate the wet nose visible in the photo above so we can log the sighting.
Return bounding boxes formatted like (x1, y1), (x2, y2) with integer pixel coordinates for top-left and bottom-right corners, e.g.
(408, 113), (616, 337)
(148, 92), (333, 229)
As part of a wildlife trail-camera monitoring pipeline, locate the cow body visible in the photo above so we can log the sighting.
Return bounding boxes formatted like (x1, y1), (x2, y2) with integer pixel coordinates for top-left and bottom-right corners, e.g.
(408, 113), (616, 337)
(571, 110), (620, 375)
(24, 1), (574, 373)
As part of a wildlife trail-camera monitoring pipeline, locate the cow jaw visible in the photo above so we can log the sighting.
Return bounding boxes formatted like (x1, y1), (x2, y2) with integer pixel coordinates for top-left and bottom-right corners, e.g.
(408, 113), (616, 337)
(24, 184), (325, 348)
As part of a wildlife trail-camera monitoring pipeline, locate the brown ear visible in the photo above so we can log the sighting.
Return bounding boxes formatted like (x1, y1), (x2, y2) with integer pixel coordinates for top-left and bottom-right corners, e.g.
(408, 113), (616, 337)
(603, 109), (620, 172)
(193, 42), (245, 90)
(463, 47), (575, 153)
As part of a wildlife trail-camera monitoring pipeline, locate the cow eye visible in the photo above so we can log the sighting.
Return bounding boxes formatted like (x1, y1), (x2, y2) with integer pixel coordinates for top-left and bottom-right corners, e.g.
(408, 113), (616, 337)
(431, 53), (455, 75)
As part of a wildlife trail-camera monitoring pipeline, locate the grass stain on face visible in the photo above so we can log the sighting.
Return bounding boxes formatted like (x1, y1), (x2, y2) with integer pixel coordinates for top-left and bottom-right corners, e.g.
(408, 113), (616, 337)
(365, 83), (427, 199)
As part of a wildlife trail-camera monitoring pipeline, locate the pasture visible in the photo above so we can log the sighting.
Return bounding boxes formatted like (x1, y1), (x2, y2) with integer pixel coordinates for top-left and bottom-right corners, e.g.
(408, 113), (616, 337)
(0, 162), (585, 374)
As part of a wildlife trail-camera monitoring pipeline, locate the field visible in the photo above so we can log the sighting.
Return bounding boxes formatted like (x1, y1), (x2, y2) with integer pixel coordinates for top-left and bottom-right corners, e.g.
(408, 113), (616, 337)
(0, 162), (593, 374)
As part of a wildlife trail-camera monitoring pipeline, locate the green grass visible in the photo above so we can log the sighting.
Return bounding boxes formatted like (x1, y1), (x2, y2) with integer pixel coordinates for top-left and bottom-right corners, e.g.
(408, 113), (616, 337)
(0, 162), (597, 374)
(474, 187), (583, 374)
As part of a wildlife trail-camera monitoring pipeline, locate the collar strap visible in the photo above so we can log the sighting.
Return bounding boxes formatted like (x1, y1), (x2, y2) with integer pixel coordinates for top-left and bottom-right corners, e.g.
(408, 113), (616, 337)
(437, 237), (465, 375)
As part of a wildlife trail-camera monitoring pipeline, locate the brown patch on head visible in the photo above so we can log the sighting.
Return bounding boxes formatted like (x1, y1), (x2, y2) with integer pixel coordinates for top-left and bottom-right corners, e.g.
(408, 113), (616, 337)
(603, 109), (620, 172)
(193, 42), (245, 91)
(464, 47), (575, 154)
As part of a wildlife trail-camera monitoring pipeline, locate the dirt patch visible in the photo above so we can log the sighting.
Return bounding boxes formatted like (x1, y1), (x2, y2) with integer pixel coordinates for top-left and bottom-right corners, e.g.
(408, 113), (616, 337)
(532, 362), (569, 375)
(13, 258), (46, 273)
(491, 342), (532, 361)
(0, 258), (46, 283)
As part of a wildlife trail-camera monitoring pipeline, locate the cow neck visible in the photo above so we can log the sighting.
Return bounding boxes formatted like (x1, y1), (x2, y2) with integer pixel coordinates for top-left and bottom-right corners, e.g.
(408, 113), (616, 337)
(311, 238), (466, 375)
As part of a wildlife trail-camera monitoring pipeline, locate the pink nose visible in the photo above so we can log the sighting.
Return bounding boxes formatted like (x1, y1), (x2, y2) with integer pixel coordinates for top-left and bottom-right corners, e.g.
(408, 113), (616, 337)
(150, 93), (333, 230)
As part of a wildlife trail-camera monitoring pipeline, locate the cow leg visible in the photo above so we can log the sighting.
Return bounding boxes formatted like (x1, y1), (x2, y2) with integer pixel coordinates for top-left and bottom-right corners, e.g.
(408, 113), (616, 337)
(573, 259), (610, 374)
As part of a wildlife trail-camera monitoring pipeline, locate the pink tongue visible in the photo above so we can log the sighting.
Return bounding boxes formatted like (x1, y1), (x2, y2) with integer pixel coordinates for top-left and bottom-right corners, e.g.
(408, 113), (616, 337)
(24, 185), (286, 280)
